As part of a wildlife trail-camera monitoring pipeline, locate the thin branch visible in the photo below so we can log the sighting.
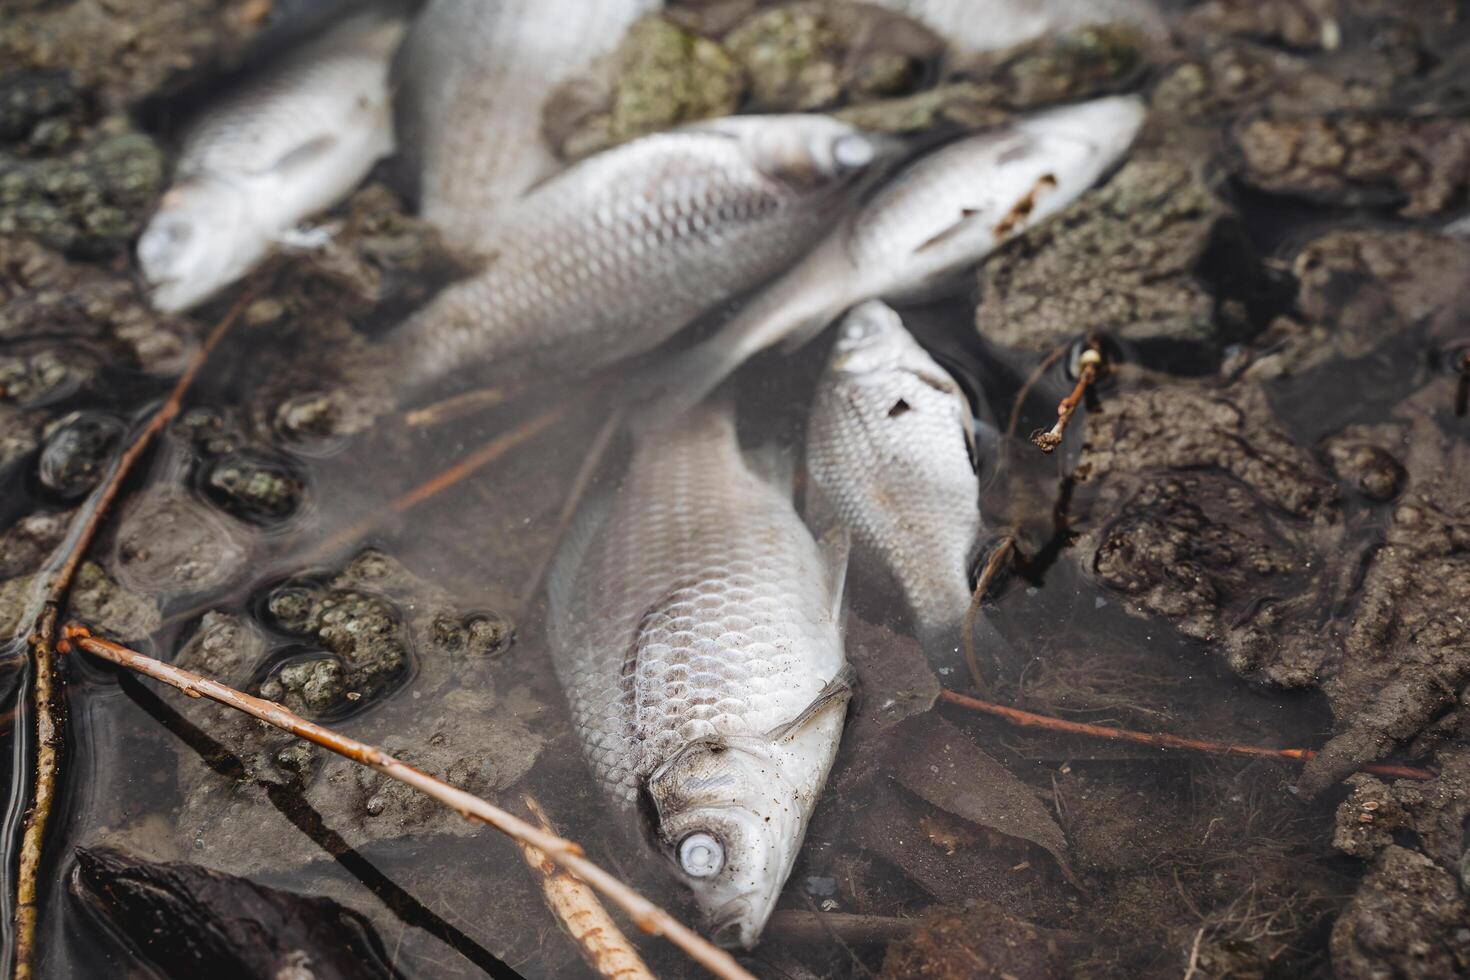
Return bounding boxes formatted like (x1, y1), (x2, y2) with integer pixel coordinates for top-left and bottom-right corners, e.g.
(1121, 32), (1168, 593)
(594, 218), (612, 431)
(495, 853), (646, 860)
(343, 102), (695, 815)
(516, 404), (625, 611)
(765, 911), (916, 944)
(1031, 346), (1101, 453)
(11, 289), (252, 980)
(1005, 342), (1069, 443)
(962, 535), (1015, 695)
(939, 689), (1435, 782)
(404, 384), (524, 429)
(305, 401), (574, 564)
(519, 794), (654, 980)
(62, 627), (756, 980)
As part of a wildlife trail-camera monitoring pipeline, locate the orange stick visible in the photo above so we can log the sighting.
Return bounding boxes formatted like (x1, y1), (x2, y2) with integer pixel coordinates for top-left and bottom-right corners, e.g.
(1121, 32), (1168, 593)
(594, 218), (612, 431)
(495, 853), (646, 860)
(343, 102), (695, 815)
(64, 627), (755, 980)
(939, 689), (1435, 781)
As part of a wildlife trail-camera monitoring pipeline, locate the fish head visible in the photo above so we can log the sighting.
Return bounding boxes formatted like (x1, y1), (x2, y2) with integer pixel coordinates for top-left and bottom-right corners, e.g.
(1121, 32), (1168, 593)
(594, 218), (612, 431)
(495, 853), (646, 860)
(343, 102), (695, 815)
(1011, 94), (1147, 188)
(828, 300), (910, 375)
(137, 178), (257, 313)
(700, 115), (901, 192)
(646, 736), (807, 949)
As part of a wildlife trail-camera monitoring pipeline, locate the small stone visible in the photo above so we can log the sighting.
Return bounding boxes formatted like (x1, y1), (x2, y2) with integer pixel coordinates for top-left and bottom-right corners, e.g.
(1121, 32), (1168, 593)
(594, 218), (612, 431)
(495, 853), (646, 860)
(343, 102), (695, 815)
(202, 451), (305, 524)
(37, 411), (125, 501)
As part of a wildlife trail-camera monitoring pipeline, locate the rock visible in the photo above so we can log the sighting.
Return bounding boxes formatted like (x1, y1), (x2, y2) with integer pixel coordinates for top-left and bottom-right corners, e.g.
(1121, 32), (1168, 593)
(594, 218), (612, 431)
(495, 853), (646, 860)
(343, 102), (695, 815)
(976, 156), (1267, 357)
(0, 237), (192, 376)
(834, 82), (1012, 133)
(0, 121), (165, 257)
(979, 24), (1150, 108)
(0, 70), (83, 147)
(0, 345), (96, 407)
(1332, 774), (1412, 859)
(71, 846), (401, 980)
(0, 509), (72, 579)
(111, 487), (252, 598)
(1322, 427), (1406, 502)
(1329, 846), (1470, 980)
(1073, 375), (1342, 682)
(1180, 0), (1342, 50)
(201, 450), (305, 525)
(37, 411), (126, 501)
(544, 16), (744, 161)
(171, 553), (536, 876)
(723, 1), (941, 112)
(0, 404), (42, 476)
(1243, 228), (1470, 380)
(1230, 113), (1470, 217)
(66, 560), (161, 642)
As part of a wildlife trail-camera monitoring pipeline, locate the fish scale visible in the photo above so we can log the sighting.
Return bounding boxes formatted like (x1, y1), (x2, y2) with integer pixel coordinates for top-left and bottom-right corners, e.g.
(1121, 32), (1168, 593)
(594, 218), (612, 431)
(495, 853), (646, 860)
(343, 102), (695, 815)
(385, 117), (885, 391)
(807, 302), (981, 653)
(550, 402), (844, 803)
(393, 0), (661, 252)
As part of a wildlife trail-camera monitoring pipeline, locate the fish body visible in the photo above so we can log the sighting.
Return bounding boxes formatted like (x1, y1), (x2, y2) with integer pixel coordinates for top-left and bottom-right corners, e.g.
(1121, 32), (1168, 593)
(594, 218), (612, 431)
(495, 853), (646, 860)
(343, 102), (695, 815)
(548, 399), (850, 948)
(654, 95), (1147, 413)
(876, 0), (1167, 53)
(385, 114), (896, 392)
(393, 0), (660, 252)
(806, 301), (980, 654)
(138, 10), (405, 313)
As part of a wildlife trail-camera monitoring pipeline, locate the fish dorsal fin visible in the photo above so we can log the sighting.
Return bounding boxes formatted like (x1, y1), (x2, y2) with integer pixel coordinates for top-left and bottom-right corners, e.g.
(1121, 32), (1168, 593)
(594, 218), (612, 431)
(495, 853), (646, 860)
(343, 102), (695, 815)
(263, 134), (338, 177)
(765, 664), (857, 743)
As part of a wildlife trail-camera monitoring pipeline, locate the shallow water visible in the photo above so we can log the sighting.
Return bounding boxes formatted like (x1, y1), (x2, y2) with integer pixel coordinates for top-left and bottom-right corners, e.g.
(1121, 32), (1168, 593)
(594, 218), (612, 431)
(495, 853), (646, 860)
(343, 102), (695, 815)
(3, 1), (1470, 978)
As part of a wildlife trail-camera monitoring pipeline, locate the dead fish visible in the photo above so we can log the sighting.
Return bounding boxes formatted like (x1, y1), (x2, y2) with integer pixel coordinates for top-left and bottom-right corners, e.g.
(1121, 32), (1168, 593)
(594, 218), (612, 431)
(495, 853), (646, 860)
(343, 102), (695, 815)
(548, 398), (851, 949)
(137, 9), (405, 313)
(393, 0), (661, 252)
(651, 95), (1146, 415)
(806, 301), (980, 655)
(384, 114), (897, 392)
(876, 0), (1168, 53)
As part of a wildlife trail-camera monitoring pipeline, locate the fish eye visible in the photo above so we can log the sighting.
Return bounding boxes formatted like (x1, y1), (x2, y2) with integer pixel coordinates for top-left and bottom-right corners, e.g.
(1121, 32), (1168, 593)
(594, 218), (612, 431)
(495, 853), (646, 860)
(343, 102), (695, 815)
(830, 134), (876, 172)
(678, 832), (724, 878)
(138, 218), (196, 273)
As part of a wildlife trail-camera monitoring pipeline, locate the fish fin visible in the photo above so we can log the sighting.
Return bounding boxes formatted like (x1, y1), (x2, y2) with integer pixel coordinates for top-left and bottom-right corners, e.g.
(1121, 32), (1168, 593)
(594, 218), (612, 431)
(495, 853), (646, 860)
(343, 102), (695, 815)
(803, 476), (851, 632)
(765, 664), (857, 743)
(744, 442), (796, 497)
(912, 207), (988, 255)
(264, 134), (338, 177)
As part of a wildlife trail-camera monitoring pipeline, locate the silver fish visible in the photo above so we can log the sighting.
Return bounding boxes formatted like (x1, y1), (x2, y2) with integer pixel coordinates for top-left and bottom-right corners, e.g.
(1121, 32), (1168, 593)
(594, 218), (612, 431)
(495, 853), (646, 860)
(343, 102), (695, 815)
(393, 0), (660, 252)
(875, 0), (1167, 53)
(384, 114), (895, 392)
(807, 301), (980, 655)
(137, 10), (405, 313)
(548, 399), (850, 949)
(652, 95), (1146, 414)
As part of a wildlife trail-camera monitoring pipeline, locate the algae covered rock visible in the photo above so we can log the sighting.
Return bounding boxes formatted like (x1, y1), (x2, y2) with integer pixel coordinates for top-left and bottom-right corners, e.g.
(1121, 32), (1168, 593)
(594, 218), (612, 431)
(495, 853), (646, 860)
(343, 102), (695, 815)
(976, 156), (1263, 356)
(724, 1), (940, 111)
(545, 15), (743, 161)
(0, 121), (164, 257)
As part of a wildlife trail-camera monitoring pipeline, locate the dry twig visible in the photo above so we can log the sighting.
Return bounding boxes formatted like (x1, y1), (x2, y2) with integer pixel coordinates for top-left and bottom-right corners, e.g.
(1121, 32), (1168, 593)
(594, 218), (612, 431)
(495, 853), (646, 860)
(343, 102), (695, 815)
(519, 795), (654, 980)
(961, 535), (1016, 694)
(1031, 346), (1102, 453)
(10, 290), (252, 980)
(305, 401), (574, 564)
(939, 689), (1435, 782)
(62, 627), (756, 980)
(404, 384), (524, 429)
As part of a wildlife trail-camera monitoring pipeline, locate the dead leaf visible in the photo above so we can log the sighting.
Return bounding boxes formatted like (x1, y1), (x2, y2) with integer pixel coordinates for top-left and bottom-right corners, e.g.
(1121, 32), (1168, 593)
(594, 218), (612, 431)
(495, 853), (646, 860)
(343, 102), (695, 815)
(886, 714), (1078, 886)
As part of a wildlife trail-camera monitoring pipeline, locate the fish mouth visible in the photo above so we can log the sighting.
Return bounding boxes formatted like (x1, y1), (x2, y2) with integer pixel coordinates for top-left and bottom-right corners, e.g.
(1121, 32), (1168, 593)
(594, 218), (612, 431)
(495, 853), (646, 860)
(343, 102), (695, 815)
(710, 902), (757, 950)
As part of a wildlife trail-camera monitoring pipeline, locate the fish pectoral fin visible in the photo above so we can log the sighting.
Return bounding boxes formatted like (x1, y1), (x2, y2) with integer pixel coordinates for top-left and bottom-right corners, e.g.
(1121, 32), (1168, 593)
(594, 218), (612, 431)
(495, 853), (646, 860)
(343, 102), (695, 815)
(912, 207), (986, 255)
(263, 134), (339, 177)
(766, 665), (857, 743)
(817, 524), (851, 628)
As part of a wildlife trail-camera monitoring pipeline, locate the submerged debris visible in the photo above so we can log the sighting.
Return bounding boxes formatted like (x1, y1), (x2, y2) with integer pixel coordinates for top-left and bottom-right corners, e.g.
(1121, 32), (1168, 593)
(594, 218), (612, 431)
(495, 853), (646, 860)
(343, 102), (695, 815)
(71, 846), (401, 980)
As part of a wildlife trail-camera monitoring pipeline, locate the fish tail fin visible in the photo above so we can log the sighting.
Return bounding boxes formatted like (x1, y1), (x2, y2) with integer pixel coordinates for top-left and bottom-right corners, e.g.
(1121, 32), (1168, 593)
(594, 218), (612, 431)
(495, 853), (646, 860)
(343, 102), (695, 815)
(628, 256), (852, 433)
